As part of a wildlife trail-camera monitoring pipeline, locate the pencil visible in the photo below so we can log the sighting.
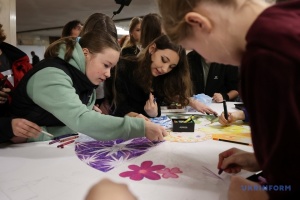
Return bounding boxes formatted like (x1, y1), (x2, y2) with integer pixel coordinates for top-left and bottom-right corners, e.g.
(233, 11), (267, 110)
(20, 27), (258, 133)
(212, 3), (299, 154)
(41, 130), (54, 137)
(49, 139), (59, 145)
(184, 115), (194, 123)
(53, 133), (78, 140)
(223, 100), (228, 120)
(59, 135), (79, 142)
(57, 139), (75, 148)
(213, 138), (251, 146)
(218, 169), (223, 175)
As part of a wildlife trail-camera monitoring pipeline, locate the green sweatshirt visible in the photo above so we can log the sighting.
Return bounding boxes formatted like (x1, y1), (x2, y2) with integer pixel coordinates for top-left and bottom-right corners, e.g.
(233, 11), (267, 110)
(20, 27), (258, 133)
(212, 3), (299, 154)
(26, 42), (145, 142)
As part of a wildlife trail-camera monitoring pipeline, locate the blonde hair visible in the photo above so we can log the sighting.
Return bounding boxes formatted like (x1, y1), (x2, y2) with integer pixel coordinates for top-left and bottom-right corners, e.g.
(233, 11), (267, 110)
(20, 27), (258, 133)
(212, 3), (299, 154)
(156, 0), (233, 43)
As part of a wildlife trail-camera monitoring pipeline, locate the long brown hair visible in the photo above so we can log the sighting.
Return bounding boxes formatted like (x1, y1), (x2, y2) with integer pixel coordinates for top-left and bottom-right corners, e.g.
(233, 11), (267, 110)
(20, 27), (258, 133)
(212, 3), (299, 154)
(133, 35), (192, 105)
(140, 13), (163, 49)
(80, 13), (118, 41)
(45, 31), (120, 62)
(61, 20), (83, 37)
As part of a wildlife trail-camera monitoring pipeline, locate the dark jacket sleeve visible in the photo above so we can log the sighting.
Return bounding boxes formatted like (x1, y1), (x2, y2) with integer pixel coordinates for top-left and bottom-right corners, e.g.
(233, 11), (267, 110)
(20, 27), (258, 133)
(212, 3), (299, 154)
(221, 65), (239, 100)
(113, 67), (134, 117)
(113, 60), (141, 117)
(0, 117), (14, 143)
(187, 51), (205, 95)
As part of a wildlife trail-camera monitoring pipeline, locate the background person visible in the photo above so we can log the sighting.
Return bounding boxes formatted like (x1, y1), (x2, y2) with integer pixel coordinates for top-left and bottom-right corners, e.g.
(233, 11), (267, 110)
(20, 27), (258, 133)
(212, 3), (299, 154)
(61, 19), (83, 37)
(30, 51), (40, 66)
(121, 17), (142, 57)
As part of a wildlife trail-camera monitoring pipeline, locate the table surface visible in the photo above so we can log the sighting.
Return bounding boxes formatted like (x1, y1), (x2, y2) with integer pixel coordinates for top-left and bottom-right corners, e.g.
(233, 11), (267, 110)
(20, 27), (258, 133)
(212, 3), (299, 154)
(0, 102), (253, 200)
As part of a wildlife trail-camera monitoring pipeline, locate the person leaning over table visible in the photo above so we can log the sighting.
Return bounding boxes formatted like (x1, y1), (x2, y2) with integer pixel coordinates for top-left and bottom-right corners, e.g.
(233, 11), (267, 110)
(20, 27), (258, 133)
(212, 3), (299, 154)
(112, 35), (191, 120)
(187, 50), (239, 103)
(10, 30), (167, 143)
(139, 14), (216, 115)
(79, 13), (119, 114)
(157, 0), (300, 199)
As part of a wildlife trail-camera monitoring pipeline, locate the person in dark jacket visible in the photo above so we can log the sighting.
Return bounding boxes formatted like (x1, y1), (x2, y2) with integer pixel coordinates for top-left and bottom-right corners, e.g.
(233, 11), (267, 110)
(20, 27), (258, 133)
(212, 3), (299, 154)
(187, 50), (239, 102)
(31, 51), (40, 66)
(0, 24), (40, 143)
(0, 24), (32, 117)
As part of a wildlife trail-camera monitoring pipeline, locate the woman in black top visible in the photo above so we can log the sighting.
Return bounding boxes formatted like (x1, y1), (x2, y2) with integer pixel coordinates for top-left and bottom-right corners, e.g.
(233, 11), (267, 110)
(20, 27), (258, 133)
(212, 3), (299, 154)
(113, 35), (191, 119)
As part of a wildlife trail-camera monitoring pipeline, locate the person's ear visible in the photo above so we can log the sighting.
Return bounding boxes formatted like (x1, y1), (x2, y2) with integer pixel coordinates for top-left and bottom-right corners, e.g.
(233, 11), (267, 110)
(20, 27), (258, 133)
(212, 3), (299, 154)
(148, 43), (156, 55)
(82, 48), (89, 57)
(184, 12), (212, 33)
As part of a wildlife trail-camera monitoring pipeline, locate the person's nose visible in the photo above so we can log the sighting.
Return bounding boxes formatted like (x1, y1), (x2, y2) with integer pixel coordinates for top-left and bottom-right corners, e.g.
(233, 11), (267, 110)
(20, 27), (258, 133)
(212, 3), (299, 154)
(161, 64), (169, 73)
(105, 69), (111, 78)
(104, 69), (111, 78)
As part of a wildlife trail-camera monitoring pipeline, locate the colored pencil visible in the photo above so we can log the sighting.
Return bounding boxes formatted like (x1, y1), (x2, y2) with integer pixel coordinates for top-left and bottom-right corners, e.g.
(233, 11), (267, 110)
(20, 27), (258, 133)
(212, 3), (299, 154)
(59, 135), (79, 142)
(53, 133), (78, 140)
(49, 139), (59, 145)
(213, 138), (251, 146)
(57, 140), (75, 148)
(223, 100), (228, 120)
(218, 169), (223, 175)
(184, 115), (194, 123)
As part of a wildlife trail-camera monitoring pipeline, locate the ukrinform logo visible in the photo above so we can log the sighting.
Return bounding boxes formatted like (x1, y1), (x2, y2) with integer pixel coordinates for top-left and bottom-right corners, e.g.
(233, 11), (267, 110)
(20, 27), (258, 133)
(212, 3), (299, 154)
(241, 185), (292, 191)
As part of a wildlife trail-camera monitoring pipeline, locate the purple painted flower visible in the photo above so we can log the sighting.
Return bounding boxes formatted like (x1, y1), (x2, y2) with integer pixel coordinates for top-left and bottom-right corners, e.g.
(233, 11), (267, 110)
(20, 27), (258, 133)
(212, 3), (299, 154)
(75, 138), (159, 172)
(119, 161), (165, 181)
(157, 167), (183, 179)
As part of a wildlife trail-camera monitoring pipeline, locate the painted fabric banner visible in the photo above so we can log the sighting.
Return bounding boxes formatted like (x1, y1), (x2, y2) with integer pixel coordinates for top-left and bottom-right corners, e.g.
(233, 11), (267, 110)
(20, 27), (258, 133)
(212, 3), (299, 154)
(75, 137), (159, 172)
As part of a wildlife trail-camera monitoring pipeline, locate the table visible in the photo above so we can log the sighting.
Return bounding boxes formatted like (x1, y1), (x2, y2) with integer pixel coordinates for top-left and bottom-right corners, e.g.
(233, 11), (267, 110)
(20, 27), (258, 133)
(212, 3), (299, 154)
(0, 102), (253, 200)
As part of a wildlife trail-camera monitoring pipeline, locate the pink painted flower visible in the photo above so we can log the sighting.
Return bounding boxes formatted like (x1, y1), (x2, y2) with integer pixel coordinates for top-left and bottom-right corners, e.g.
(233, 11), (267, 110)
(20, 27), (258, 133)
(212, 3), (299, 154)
(119, 161), (165, 181)
(157, 167), (182, 179)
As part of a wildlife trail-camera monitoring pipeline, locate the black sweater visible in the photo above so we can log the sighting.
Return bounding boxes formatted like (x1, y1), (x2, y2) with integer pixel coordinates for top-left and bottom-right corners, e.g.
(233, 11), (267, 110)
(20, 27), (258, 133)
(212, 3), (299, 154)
(113, 59), (161, 117)
(187, 51), (239, 101)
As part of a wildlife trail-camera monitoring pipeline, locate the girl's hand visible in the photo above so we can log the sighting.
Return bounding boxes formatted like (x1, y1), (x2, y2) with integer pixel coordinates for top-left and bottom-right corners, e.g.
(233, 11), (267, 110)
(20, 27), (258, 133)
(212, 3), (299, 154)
(144, 121), (168, 142)
(212, 93), (223, 103)
(144, 93), (158, 117)
(219, 110), (245, 125)
(93, 105), (102, 113)
(218, 148), (260, 173)
(126, 112), (150, 121)
(11, 118), (42, 139)
(0, 88), (10, 104)
(189, 98), (217, 115)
